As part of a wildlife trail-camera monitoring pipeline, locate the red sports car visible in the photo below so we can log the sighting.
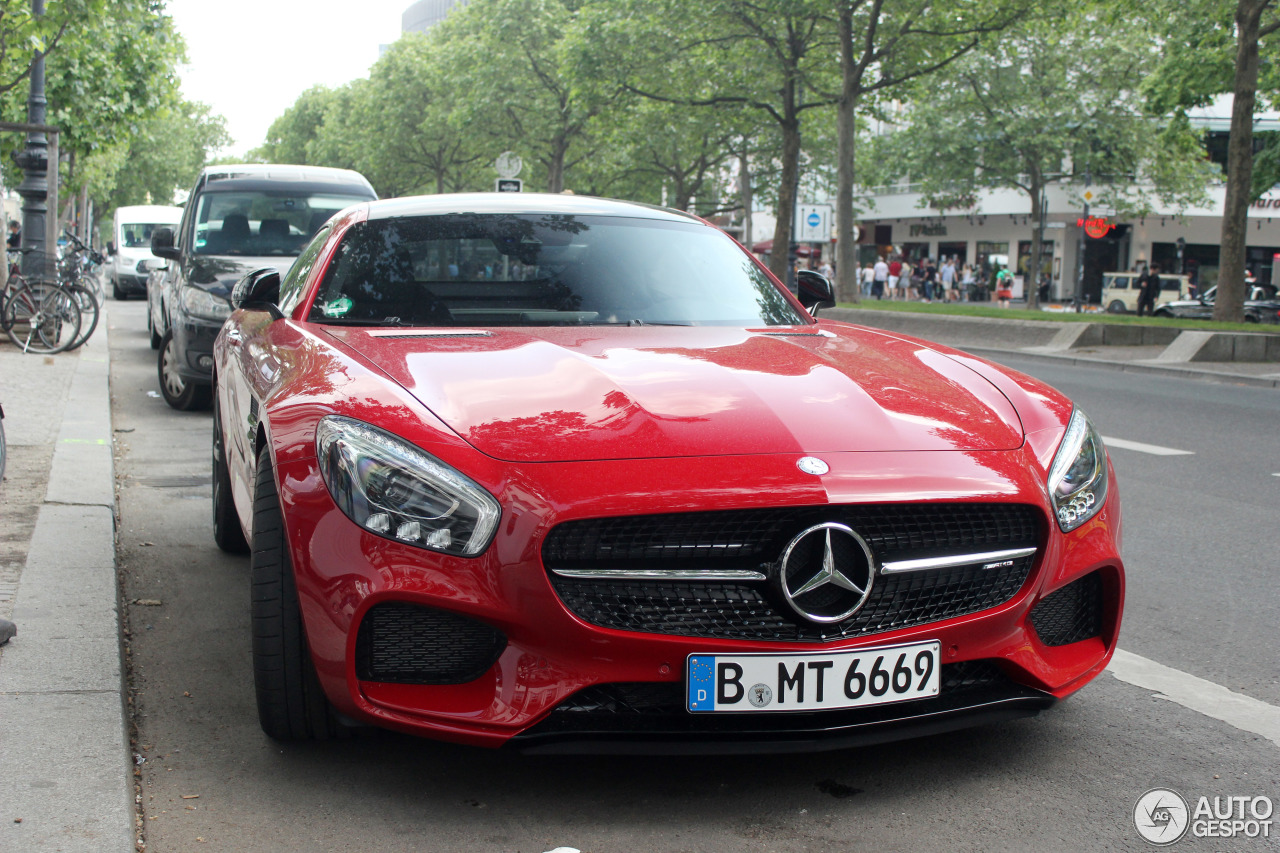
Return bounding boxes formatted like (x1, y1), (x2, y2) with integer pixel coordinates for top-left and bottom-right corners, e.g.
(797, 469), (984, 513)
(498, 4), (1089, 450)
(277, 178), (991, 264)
(213, 193), (1123, 753)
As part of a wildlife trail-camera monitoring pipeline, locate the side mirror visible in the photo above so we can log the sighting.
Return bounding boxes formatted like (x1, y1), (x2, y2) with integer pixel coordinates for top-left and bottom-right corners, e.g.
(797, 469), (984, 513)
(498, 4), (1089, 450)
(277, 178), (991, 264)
(151, 227), (180, 261)
(231, 268), (284, 319)
(796, 269), (836, 314)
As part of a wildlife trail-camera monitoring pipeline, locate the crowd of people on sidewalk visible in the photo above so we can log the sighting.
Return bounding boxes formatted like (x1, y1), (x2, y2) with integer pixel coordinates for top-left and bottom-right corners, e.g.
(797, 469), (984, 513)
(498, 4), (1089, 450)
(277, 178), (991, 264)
(793, 253), (1020, 304)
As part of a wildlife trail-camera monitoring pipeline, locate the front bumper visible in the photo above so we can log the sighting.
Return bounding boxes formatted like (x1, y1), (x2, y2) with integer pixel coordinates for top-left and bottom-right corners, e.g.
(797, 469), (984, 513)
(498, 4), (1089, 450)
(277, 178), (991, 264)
(275, 447), (1124, 751)
(171, 314), (224, 385)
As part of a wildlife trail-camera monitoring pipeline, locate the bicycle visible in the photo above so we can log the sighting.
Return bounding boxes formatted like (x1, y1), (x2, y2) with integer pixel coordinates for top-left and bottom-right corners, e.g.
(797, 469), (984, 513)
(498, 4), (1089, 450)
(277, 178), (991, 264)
(56, 231), (105, 350)
(1, 249), (83, 354)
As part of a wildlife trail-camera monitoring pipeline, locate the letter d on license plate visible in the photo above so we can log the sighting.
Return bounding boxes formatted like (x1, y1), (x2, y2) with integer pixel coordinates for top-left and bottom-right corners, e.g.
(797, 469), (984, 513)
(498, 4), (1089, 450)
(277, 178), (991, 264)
(687, 641), (940, 712)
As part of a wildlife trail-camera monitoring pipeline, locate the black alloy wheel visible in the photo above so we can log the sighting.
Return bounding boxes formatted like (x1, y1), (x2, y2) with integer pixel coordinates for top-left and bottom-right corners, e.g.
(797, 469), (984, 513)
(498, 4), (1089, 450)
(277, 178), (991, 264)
(212, 387), (249, 554)
(157, 329), (211, 410)
(250, 451), (349, 740)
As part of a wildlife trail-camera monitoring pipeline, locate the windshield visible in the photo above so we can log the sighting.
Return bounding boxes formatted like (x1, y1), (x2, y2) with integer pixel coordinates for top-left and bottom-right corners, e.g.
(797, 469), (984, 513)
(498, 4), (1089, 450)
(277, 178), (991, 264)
(307, 214), (805, 327)
(120, 223), (173, 249)
(193, 191), (369, 256)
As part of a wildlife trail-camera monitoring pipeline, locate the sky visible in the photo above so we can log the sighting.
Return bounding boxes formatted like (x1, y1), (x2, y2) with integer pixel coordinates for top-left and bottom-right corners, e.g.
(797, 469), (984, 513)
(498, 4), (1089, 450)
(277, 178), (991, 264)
(165, 0), (413, 157)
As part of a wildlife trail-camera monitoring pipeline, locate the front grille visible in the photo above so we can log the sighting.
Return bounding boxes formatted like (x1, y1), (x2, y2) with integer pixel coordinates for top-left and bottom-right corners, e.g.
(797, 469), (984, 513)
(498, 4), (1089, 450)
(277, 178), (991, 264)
(545, 504), (1041, 642)
(1029, 572), (1104, 646)
(355, 602), (506, 684)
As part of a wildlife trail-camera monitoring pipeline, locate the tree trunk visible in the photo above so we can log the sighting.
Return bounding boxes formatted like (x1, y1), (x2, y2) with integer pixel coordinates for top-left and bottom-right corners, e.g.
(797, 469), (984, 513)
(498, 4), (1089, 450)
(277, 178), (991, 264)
(546, 137), (568, 194)
(1214, 0), (1267, 322)
(768, 116), (801, 283)
(835, 5), (860, 303)
(1026, 168), (1043, 311)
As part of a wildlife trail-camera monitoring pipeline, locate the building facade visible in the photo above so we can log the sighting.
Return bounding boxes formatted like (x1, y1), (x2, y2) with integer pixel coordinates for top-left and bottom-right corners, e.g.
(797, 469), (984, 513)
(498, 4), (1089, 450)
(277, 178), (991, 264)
(402, 0), (468, 34)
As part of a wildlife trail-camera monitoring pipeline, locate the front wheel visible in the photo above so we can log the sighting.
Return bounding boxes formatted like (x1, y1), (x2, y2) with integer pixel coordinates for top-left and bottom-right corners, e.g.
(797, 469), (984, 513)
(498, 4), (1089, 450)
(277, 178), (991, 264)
(1106, 300), (1127, 314)
(3, 283), (82, 354)
(157, 329), (211, 410)
(251, 451), (348, 740)
(212, 389), (249, 553)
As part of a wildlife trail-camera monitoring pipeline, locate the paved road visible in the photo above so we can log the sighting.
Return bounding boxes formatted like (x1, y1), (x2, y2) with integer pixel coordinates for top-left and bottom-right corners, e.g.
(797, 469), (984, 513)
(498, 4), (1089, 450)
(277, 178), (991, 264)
(107, 301), (1279, 853)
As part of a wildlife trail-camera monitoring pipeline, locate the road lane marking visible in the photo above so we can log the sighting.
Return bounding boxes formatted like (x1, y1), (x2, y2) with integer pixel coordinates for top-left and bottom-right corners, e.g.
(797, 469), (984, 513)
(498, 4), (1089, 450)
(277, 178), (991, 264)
(1101, 437), (1194, 456)
(1108, 648), (1280, 749)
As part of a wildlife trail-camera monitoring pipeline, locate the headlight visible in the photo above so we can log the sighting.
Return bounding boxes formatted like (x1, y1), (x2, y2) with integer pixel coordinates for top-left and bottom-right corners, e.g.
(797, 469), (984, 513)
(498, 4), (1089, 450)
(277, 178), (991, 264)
(1047, 408), (1108, 532)
(180, 285), (232, 322)
(316, 416), (500, 557)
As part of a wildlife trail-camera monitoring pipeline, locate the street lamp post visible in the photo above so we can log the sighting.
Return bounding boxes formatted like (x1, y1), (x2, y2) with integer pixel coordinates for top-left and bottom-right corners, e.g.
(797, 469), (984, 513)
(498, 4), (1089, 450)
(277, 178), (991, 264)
(12, 0), (50, 280)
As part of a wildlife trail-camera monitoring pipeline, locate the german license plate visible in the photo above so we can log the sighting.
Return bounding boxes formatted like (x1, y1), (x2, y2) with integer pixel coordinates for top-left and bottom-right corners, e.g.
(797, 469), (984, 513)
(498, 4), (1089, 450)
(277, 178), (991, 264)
(687, 641), (940, 712)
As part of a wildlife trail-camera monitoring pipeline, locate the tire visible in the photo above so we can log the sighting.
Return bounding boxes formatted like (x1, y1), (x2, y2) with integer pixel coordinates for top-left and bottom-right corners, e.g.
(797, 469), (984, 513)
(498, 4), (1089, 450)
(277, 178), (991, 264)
(1154, 309), (1173, 319)
(63, 283), (100, 350)
(148, 310), (161, 350)
(157, 328), (211, 410)
(212, 388), (249, 553)
(3, 282), (82, 354)
(112, 277), (126, 301)
(1244, 315), (1259, 324)
(1106, 300), (1126, 314)
(250, 451), (347, 740)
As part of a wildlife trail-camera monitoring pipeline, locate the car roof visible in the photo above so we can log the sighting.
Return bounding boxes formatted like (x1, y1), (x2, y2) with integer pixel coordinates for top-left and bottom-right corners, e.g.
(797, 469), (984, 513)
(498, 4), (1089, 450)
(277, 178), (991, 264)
(362, 192), (701, 224)
(196, 163), (377, 196)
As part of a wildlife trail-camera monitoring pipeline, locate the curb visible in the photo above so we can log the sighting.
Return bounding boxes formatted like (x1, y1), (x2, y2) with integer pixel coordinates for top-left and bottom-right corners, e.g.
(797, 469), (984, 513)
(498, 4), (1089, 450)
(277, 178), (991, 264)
(961, 347), (1280, 390)
(0, 338), (132, 852)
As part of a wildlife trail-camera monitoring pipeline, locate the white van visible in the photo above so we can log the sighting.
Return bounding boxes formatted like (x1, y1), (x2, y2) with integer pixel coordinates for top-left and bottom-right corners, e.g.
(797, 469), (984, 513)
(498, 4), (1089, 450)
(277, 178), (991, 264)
(1102, 271), (1191, 313)
(108, 205), (183, 300)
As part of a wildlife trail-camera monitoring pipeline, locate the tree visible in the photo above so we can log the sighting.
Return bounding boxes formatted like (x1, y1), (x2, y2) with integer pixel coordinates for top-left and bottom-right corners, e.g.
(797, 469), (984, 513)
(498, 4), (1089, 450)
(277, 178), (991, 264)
(1144, 0), (1280, 321)
(253, 86), (339, 165)
(574, 0), (840, 281)
(822, 0), (1028, 301)
(99, 99), (229, 213)
(883, 6), (1215, 308)
(0, 0), (102, 99)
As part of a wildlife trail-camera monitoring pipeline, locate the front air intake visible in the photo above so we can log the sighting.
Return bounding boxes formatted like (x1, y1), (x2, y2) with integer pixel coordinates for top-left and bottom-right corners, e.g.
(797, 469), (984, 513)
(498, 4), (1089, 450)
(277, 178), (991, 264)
(355, 602), (506, 684)
(1029, 572), (1104, 646)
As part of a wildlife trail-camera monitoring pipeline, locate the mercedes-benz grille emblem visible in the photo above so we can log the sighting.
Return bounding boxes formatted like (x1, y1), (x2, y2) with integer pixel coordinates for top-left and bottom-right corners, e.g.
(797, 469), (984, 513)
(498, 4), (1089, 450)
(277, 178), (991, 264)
(776, 522), (875, 624)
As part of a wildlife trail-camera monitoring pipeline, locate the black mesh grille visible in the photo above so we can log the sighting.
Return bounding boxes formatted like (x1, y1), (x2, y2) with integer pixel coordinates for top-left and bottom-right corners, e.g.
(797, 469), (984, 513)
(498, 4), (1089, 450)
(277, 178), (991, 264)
(355, 602), (506, 684)
(1029, 572), (1104, 646)
(544, 504), (1041, 642)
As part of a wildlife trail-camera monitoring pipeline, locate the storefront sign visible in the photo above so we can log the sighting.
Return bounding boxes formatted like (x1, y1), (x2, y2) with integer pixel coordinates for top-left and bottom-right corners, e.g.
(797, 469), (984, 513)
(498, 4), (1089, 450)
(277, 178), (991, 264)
(909, 223), (948, 237)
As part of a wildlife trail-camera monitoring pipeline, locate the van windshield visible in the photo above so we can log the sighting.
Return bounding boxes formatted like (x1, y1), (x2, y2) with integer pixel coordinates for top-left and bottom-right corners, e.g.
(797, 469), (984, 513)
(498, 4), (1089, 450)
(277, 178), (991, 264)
(120, 224), (173, 249)
(192, 190), (368, 256)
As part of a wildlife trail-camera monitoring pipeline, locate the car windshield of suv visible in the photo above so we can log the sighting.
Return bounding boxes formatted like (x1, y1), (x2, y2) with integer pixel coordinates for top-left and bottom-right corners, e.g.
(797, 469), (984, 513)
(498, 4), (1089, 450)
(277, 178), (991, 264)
(193, 191), (368, 257)
(307, 214), (805, 327)
(121, 224), (171, 248)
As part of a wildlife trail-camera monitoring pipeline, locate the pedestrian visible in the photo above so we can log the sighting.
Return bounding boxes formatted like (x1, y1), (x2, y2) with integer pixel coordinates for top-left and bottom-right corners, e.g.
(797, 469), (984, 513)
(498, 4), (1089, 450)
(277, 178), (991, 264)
(994, 266), (1013, 308)
(818, 258), (833, 279)
(6, 220), (20, 251)
(923, 259), (938, 302)
(1136, 263), (1160, 316)
(960, 264), (975, 301)
(940, 257), (956, 301)
(887, 256), (903, 300)
(872, 255), (889, 300)
(861, 261), (875, 297)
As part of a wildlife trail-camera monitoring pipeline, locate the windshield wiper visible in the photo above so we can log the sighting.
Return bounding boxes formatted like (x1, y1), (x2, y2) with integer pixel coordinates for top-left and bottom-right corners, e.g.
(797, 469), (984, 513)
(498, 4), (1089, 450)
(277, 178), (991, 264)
(312, 316), (412, 327)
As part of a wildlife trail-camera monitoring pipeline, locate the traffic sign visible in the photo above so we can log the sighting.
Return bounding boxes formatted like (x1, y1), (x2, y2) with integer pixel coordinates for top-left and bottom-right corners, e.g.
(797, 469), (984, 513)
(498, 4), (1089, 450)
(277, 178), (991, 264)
(496, 178), (522, 193)
(795, 204), (832, 242)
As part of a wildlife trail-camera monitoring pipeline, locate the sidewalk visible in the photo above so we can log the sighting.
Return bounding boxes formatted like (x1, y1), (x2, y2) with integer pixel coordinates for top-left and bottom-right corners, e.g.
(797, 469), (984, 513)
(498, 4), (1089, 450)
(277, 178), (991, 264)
(0, 327), (131, 852)
(0, 305), (1274, 852)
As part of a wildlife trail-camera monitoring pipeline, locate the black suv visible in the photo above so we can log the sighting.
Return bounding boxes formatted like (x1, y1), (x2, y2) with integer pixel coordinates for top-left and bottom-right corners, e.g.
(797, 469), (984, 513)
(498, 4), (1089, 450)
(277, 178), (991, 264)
(149, 164), (377, 409)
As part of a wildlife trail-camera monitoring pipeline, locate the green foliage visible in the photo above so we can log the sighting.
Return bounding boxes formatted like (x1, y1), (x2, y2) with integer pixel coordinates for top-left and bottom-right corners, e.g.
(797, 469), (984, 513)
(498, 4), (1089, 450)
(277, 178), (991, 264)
(253, 86), (339, 165)
(885, 6), (1215, 218)
(101, 99), (229, 210)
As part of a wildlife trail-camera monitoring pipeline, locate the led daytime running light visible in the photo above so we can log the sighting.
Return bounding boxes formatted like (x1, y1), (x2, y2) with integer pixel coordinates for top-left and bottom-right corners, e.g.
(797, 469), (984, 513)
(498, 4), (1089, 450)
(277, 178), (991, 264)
(1047, 408), (1108, 533)
(316, 416), (500, 556)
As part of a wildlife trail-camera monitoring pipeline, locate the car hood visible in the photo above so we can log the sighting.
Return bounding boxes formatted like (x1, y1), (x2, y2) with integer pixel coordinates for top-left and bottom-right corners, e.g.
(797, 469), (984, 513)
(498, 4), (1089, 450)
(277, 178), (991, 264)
(326, 324), (1026, 463)
(186, 254), (294, 297)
